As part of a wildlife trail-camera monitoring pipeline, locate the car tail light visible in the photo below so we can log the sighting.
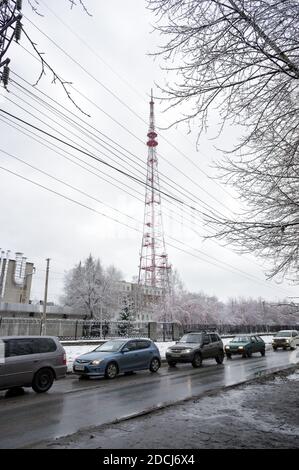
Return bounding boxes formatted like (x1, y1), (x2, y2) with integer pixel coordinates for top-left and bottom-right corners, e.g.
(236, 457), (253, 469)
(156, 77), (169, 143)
(62, 352), (67, 365)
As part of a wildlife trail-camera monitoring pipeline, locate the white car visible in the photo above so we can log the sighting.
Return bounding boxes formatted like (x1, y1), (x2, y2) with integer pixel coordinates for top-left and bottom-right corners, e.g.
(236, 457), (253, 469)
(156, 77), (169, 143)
(272, 330), (299, 351)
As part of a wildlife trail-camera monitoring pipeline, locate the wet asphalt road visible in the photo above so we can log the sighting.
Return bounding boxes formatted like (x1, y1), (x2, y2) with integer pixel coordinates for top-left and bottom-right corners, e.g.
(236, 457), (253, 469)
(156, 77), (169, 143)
(0, 349), (298, 448)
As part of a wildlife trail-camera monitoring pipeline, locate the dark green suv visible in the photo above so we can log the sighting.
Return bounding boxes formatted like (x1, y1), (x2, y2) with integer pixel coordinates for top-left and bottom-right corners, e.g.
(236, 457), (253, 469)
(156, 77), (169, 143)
(166, 332), (224, 368)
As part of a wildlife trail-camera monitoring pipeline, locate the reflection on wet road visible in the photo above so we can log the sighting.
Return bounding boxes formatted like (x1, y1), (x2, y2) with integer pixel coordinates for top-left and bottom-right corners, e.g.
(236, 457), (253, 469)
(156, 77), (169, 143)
(0, 349), (298, 448)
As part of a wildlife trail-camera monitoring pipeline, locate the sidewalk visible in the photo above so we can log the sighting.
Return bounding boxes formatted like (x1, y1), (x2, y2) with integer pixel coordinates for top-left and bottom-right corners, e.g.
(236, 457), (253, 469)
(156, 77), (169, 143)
(34, 368), (299, 449)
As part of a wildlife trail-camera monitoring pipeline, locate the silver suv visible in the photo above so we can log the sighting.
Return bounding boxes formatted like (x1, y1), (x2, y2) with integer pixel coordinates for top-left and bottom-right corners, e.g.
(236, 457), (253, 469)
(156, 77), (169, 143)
(272, 330), (299, 351)
(0, 336), (67, 393)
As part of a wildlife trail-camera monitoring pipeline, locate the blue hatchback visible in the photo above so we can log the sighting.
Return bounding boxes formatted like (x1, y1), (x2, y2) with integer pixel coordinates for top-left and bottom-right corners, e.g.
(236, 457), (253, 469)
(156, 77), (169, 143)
(73, 338), (161, 379)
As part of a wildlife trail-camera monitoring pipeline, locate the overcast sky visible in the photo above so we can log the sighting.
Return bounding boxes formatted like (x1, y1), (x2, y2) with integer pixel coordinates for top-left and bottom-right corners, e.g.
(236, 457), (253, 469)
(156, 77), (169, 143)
(0, 0), (298, 304)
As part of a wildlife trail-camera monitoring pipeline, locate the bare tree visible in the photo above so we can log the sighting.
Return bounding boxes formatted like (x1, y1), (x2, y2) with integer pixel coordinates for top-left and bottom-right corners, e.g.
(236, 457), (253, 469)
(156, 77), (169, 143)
(148, 0), (299, 281)
(1, 0), (91, 113)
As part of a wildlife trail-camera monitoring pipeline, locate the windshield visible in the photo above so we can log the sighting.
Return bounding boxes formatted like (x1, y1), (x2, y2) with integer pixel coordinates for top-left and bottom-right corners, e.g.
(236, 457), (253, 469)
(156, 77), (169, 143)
(94, 340), (127, 352)
(231, 336), (250, 343)
(275, 331), (291, 337)
(179, 334), (203, 343)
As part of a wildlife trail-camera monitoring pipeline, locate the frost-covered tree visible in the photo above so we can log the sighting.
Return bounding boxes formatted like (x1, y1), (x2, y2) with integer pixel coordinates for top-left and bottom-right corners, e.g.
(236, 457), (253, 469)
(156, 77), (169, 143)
(148, 0), (299, 282)
(118, 297), (136, 337)
(62, 255), (122, 320)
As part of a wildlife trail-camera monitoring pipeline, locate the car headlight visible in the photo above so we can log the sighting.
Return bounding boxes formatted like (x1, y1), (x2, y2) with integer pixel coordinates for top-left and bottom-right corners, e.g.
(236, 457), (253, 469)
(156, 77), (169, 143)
(225, 345), (230, 349)
(166, 348), (173, 353)
(286, 340), (289, 343)
(91, 360), (102, 365)
(238, 346), (244, 349)
(183, 349), (192, 353)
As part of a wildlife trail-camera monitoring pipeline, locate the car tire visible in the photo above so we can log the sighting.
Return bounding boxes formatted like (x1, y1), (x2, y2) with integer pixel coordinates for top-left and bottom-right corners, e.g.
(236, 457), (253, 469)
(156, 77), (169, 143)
(226, 353), (232, 359)
(32, 368), (54, 393)
(290, 346), (296, 351)
(192, 353), (202, 368)
(261, 349), (266, 356)
(149, 357), (160, 373)
(246, 350), (252, 358)
(167, 361), (177, 367)
(273, 346), (277, 351)
(105, 362), (118, 379)
(215, 352), (224, 364)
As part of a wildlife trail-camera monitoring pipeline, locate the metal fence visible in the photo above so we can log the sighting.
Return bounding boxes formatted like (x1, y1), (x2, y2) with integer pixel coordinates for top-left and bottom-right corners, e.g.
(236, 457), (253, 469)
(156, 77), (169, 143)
(182, 323), (299, 336)
(0, 317), (298, 341)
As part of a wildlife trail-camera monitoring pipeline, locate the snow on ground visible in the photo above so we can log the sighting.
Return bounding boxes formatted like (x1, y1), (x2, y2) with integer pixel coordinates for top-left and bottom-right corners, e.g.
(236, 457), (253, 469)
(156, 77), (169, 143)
(63, 335), (273, 372)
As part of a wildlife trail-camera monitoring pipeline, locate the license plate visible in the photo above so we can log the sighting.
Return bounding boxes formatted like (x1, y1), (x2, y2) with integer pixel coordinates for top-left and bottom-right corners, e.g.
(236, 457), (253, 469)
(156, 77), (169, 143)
(75, 364), (85, 371)
(171, 353), (181, 357)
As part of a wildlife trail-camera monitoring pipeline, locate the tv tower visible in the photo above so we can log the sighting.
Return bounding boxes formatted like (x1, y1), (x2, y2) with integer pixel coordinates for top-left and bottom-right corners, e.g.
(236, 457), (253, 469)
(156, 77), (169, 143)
(138, 89), (171, 294)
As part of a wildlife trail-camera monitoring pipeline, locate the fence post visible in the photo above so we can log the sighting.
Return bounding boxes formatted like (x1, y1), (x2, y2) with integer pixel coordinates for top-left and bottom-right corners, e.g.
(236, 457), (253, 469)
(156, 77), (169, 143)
(75, 320), (78, 340)
(148, 322), (157, 341)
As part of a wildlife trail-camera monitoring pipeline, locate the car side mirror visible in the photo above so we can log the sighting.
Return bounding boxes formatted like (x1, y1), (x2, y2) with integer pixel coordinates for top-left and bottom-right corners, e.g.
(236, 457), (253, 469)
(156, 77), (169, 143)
(122, 347), (130, 353)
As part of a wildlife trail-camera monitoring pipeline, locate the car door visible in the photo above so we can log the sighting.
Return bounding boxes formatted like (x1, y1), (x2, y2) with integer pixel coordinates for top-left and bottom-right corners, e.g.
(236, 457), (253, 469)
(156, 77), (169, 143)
(119, 340), (139, 372)
(0, 340), (10, 389)
(254, 336), (264, 352)
(209, 333), (219, 357)
(201, 334), (213, 358)
(1, 338), (36, 388)
(135, 340), (153, 369)
(249, 336), (258, 353)
(292, 331), (299, 346)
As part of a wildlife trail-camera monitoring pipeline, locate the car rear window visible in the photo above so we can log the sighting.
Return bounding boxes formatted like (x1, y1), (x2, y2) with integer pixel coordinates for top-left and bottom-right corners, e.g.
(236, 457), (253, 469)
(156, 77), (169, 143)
(32, 338), (57, 353)
(6, 339), (35, 357)
(210, 334), (220, 342)
(5, 338), (57, 357)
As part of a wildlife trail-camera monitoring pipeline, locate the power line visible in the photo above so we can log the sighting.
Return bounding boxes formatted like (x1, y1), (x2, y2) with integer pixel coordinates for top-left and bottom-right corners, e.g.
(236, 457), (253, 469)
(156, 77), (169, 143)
(39, 0), (235, 202)
(0, 106), (202, 209)
(15, 36), (234, 217)
(8, 71), (228, 220)
(5, 85), (222, 219)
(0, 161), (293, 296)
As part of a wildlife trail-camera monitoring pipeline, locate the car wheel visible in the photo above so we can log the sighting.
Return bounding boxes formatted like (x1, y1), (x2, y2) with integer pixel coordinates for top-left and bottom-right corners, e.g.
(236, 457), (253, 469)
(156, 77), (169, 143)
(246, 350), (252, 358)
(192, 353), (202, 368)
(167, 361), (177, 367)
(261, 349), (266, 356)
(105, 362), (118, 379)
(32, 368), (54, 393)
(226, 353), (232, 359)
(273, 346), (277, 351)
(215, 352), (224, 364)
(290, 346), (296, 351)
(149, 357), (160, 373)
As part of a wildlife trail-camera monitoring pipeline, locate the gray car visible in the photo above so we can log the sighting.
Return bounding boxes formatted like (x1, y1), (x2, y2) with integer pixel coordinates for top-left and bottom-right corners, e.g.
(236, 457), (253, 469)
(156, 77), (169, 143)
(0, 336), (67, 393)
(166, 331), (224, 368)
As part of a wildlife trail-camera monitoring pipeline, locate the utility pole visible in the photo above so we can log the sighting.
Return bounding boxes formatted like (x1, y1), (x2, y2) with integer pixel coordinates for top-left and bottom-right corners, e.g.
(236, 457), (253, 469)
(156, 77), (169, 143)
(40, 258), (50, 336)
(0, 0), (23, 86)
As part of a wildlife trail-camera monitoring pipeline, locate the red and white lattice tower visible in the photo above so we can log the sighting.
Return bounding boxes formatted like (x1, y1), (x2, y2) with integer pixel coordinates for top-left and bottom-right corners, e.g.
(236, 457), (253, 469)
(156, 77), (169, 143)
(138, 90), (171, 293)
